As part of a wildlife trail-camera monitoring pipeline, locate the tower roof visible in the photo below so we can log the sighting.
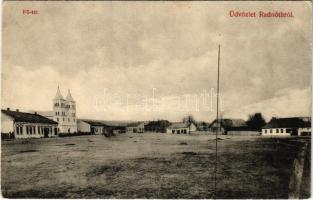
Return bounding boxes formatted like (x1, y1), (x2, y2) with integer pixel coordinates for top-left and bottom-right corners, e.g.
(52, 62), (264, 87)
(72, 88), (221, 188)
(66, 89), (75, 102)
(53, 86), (64, 100)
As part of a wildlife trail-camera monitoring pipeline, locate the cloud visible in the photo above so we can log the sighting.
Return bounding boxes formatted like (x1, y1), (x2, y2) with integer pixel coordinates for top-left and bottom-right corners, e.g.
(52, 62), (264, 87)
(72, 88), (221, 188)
(2, 1), (312, 122)
(225, 87), (311, 121)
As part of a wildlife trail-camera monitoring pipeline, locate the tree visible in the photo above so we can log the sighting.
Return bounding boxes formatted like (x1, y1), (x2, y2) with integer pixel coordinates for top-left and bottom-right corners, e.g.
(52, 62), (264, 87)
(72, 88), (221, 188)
(182, 115), (196, 125)
(182, 115), (196, 134)
(246, 113), (266, 131)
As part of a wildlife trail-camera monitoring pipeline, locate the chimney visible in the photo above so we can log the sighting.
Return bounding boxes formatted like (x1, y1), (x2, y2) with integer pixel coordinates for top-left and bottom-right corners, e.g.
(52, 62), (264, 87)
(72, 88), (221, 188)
(34, 112), (37, 115)
(16, 109), (19, 112)
(7, 107), (10, 111)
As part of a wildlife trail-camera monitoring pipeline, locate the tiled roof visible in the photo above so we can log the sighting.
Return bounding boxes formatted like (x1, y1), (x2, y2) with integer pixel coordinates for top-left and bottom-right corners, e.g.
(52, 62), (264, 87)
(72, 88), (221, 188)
(263, 117), (311, 129)
(80, 120), (106, 126)
(2, 109), (57, 124)
(168, 122), (190, 129)
(79, 119), (129, 127)
(33, 111), (54, 117)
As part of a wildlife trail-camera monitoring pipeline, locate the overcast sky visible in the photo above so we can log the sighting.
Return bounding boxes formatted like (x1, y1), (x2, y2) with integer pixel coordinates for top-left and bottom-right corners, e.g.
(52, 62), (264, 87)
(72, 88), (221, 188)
(2, 1), (312, 122)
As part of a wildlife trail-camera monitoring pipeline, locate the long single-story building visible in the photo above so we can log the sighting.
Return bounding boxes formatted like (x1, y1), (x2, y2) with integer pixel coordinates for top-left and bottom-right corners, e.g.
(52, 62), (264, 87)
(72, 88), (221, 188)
(77, 119), (127, 135)
(77, 119), (107, 134)
(126, 122), (145, 133)
(166, 122), (197, 134)
(1, 108), (58, 139)
(262, 117), (311, 136)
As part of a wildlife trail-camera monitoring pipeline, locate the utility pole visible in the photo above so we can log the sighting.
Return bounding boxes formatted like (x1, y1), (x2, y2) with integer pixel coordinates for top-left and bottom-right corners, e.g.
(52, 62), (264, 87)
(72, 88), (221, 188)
(214, 44), (221, 199)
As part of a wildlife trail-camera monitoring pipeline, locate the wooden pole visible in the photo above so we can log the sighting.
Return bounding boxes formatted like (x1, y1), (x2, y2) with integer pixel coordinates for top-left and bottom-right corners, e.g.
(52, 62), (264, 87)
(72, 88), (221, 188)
(214, 44), (221, 199)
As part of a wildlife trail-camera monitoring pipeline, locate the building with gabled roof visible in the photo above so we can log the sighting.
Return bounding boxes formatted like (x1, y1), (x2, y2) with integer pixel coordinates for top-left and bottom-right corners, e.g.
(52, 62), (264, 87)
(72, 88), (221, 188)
(262, 117), (311, 136)
(77, 119), (127, 135)
(208, 118), (249, 134)
(1, 108), (58, 139)
(126, 122), (145, 133)
(166, 122), (197, 134)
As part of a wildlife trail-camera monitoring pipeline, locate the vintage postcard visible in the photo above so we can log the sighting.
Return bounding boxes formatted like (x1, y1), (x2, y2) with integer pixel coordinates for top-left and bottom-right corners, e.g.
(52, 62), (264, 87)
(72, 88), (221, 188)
(1, 1), (312, 199)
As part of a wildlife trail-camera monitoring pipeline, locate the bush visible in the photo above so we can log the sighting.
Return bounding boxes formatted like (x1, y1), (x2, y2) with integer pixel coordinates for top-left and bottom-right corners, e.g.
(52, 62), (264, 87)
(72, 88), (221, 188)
(1, 132), (15, 140)
(58, 132), (94, 137)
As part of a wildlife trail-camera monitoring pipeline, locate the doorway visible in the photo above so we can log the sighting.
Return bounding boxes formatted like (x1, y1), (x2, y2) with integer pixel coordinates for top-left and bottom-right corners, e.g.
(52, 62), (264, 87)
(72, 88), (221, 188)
(44, 128), (49, 138)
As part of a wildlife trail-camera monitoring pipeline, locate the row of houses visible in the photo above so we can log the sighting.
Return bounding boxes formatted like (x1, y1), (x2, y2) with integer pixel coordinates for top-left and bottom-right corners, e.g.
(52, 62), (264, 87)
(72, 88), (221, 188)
(1, 108), (130, 139)
(1, 109), (198, 139)
(1, 107), (311, 139)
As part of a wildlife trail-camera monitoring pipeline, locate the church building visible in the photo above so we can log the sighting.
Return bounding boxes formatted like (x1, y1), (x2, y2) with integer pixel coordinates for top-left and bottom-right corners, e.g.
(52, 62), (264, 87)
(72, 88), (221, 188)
(53, 86), (78, 133)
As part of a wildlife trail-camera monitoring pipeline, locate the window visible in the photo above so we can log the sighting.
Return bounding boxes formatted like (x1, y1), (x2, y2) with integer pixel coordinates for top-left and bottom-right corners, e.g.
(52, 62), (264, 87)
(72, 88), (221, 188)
(281, 129), (284, 133)
(270, 129), (272, 133)
(38, 127), (41, 134)
(57, 118), (59, 122)
(264, 130), (267, 134)
(30, 127), (33, 134)
(20, 126), (23, 134)
(63, 118), (65, 121)
(33, 127), (36, 134)
(16, 126), (20, 134)
(276, 129), (279, 133)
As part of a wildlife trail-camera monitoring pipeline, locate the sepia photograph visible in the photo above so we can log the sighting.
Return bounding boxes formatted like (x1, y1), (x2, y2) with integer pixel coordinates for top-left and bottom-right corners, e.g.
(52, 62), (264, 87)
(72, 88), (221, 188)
(1, 1), (312, 199)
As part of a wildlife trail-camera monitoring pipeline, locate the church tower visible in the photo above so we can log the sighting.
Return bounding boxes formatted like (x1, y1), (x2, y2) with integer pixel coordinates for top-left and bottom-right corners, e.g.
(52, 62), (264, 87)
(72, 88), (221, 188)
(65, 89), (77, 133)
(53, 86), (77, 133)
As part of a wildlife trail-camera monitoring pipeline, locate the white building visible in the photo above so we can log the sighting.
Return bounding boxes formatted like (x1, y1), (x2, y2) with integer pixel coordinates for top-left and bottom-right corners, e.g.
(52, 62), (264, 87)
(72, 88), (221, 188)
(126, 122), (145, 133)
(166, 122), (197, 134)
(298, 127), (311, 136)
(1, 108), (58, 139)
(262, 117), (311, 136)
(53, 86), (78, 133)
(77, 119), (106, 134)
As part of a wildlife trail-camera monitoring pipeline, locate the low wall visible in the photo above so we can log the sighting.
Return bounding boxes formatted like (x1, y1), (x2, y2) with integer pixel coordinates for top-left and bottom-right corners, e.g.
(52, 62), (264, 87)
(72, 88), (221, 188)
(227, 131), (260, 136)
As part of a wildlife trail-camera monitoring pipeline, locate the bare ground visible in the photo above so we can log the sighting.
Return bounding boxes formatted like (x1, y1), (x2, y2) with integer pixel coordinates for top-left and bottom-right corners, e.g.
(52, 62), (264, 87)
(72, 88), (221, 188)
(1, 133), (310, 198)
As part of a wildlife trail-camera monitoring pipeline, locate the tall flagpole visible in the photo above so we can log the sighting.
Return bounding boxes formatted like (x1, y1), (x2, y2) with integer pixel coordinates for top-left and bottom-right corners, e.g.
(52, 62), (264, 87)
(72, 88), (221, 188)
(214, 44), (221, 199)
